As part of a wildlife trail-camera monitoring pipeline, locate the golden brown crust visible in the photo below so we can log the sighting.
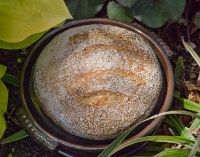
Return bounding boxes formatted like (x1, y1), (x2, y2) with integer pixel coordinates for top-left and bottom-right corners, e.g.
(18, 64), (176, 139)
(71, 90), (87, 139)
(81, 90), (128, 107)
(69, 31), (133, 46)
(66, 68), (145, 93)
(70, 33), (153, 66)
(34, 24), (162, 140)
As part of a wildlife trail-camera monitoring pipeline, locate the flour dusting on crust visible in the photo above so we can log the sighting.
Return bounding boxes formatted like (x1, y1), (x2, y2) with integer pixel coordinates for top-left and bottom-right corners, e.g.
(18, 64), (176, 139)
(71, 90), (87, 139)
(34, 24), (162, 140)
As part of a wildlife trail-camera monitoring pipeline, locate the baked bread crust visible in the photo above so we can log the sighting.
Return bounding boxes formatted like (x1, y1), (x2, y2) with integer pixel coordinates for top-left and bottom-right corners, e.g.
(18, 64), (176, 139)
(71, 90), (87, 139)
(34, 24), (162, 139)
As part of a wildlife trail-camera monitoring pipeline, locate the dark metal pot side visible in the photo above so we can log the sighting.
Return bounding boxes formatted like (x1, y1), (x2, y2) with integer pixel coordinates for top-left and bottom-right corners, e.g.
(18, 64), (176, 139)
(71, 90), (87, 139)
(17, 18), (174, 157)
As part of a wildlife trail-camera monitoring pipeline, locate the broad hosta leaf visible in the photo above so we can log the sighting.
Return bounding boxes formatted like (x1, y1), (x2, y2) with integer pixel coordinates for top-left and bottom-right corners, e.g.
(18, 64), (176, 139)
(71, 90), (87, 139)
(66, 0), (103, 19)
(131, 0), (186, 28)
(0, 64), (8, 139)
(0, 80), (8, 113)
(131, 0), (167, 28)
(0, 113), (6, 140)
(0, 81), (8, 139)
(0, 64), (6, 78)
(116, 0), (137, 8)
(194, 12), (200, 28)
(158, 0), (185, 21)
(0, 0), (72, 43)
(107, 1), (133, 23)
(0, 31), (46, 50)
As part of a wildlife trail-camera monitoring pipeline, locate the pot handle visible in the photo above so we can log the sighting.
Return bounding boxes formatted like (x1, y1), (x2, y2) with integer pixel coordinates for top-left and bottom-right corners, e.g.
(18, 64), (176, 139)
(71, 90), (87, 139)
(16, 107), (58, 150)
(131, 23), (174, 59)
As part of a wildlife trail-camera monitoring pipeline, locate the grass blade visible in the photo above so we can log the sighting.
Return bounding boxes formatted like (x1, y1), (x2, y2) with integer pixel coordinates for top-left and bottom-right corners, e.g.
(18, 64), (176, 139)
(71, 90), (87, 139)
(188, 135), (200, 157)
(98, 125), (134, 157)
(130, 155), (153, 157)
(174, 96), (200, 112)
(174, 57), (184, 97)
(189, 118), (200, 133)
(153, 149), (190, 157)
(98, 110), (200, 157)
(131, 156), (153, 157)
(114, 136), (195, 155)
(182, 38), (200, 67)
(133, 144), (166, 156)
(1, 129), (29, 144)
(166, 115), (193, 139)
(2, 73), (19, 87)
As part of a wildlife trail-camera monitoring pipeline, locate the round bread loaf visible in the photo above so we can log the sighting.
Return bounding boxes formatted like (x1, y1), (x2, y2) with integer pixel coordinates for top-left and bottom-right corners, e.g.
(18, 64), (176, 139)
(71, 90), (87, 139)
(33, 24), (162, 140)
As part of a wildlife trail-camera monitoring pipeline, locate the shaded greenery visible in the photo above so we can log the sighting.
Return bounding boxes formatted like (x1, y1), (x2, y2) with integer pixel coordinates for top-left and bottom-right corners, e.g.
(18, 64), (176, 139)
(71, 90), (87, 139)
(66, 0), (103, 19)
(0, 65), (8, 139)
(107, 1), (133, 23)
(1, 129), (29, 145)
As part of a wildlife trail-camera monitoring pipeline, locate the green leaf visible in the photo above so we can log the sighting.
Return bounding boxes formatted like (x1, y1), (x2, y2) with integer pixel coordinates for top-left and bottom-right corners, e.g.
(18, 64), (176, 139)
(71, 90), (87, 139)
(158, 0), (186, 21)
(131, 0), (186, 28)
(173, 90), (181, 98)
(0, 113), (6, 139)
(1, 129), (29, 144)
(194, 12), (200, 28)
(174, 57), (184, 88)
(0, 64), (7, 78)
(182, 38), (200, 67)
(0, 0), (72, 43)
(66, 0), (103, 19)
(116, 0), (137, 8)
(107, 1), (133, 23)
(132, 144), (166, 156)
(131, 156), (152, 157)
(143, 145), (165, 153)
(154, 149), (190, 157)
(175, 96), (200, 112)
(8, 153), (13, 157)
(176, 96), (200, 135)
(131, 0), (167, 28)
(0, 65), (8, 139)
(189, 118), (200, 133)
(2, 73), (19, 87)
(0, 80), (8, 114)
(166, 115), (193, 139)
(98, 110), (200, 157)
(114, 136), (195, 155)
(0, 31), (46, 50)
(188, 135), (200, 157)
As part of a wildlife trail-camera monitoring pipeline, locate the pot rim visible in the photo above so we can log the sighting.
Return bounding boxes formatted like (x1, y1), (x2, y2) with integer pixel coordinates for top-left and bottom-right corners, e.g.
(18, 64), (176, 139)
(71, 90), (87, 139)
(20, 18), (174, 151)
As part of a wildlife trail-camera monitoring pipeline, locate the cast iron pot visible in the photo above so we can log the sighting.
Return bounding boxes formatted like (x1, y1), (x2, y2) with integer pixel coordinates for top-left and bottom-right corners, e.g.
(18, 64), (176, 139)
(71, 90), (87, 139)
(17, 18), (174, 157)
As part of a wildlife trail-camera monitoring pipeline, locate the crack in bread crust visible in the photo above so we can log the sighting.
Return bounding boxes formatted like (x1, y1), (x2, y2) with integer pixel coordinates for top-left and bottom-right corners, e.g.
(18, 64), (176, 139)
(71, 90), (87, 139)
(66, 68), (145, 93)
(69, 31), (133, 46)
(81, 90), (128, 107)
(34, 24), (162, 140)
(70, 32), (153, 65)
